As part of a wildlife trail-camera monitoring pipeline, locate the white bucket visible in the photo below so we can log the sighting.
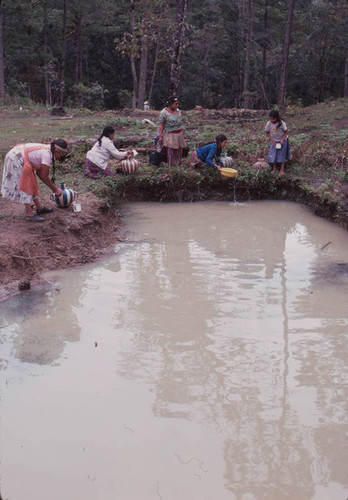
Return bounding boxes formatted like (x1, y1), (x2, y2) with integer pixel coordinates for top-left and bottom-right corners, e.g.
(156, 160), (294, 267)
(73, 202), (81, 213)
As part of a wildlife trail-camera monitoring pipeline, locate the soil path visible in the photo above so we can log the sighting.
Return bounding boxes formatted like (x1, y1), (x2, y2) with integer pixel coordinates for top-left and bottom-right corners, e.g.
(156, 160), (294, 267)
(332, 116), (348, 130)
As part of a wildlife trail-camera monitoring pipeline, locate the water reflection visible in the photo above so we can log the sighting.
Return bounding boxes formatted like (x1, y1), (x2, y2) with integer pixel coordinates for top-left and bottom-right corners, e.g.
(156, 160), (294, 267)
(0, 273), (84, 366)
(115, 201), (348, 497)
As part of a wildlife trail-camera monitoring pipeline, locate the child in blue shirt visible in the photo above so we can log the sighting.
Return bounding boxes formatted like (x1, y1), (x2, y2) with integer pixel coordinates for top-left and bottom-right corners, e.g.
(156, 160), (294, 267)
(190, 134), (227, 169)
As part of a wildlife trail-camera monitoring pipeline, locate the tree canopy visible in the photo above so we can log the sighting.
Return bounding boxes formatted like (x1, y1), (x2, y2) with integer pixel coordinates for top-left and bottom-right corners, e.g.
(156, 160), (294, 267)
(0, 0), (347, 109)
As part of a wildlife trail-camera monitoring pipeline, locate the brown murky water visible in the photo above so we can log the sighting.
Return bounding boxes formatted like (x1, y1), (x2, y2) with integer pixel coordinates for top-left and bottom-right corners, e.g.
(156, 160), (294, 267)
(0, 201), (347, 500)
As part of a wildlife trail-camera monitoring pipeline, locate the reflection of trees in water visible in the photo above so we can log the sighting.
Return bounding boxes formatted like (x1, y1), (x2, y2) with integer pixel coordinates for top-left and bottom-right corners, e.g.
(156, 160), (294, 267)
(0, 271), (86, 366)
(118, 201), (348, 497)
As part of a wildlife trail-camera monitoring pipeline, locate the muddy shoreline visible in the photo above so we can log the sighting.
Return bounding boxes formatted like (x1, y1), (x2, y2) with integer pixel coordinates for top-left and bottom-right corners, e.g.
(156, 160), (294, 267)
(0, 192), (123, 302)
(1, 175), (347, 304)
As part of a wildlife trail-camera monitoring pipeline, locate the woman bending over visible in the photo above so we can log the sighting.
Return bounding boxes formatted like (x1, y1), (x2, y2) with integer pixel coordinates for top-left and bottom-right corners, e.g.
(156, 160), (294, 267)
(85, 126), (133, 178)
(1, 139), (70, 222)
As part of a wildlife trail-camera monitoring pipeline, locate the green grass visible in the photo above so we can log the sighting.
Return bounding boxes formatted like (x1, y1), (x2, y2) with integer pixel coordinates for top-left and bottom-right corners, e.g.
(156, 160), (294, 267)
(0, 99), (347, 220)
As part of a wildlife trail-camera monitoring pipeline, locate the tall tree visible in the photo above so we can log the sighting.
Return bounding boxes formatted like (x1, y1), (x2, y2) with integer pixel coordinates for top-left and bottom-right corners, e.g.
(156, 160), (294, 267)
(344, 46), (348, 98)
(148, 29), (160, 106)
(42, 0), (52, 106)
(242, 0), (253, 108)
(278, 0), (296, 112)
(117, 0), (166, 109)
(129, 0), (138, 108)
(261, 0), (269, 108)
(73, 12), (83, 87)
(137, 33), (149, 109)
(0, 0), (5, 101)
(59, 0), (67, 106)
(170, 0), (188, 96)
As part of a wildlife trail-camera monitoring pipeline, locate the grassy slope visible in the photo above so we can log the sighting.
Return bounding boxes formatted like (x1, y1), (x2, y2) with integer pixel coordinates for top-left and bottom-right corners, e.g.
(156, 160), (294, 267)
(0, 100), (347, 226)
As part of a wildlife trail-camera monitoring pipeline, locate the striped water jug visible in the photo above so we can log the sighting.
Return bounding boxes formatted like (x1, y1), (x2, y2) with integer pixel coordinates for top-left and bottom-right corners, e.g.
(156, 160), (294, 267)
(121, 159), (139, 174)
(220, 156), (234, 168)
(54, 187), (75, 208)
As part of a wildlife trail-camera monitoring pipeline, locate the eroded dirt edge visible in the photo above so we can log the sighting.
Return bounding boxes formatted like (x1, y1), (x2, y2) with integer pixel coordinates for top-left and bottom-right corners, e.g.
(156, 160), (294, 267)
(0, 192), (122, 302)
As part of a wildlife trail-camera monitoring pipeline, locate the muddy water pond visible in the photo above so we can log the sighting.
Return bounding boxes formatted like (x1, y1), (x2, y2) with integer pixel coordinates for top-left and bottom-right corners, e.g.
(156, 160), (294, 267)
(1, 201), (348, 500)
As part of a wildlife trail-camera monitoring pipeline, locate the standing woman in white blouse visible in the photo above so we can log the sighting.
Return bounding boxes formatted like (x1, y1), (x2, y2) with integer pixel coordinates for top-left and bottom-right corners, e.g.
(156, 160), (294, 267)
(85, 126), (133, 178)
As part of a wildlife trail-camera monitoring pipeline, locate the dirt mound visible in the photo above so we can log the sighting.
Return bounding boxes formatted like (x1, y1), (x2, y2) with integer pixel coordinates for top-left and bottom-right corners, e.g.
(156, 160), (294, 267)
(190, 107), (265, 122)
(0, 192), (120, 301)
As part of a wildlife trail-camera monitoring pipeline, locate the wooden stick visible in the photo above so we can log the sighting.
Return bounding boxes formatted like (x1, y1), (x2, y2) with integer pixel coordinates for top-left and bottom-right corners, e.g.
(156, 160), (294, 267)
(39, 235), (59, 241)
(11, 254), (50, 260)
(320, 241), (332, 251)
(50, 115), (74, 120)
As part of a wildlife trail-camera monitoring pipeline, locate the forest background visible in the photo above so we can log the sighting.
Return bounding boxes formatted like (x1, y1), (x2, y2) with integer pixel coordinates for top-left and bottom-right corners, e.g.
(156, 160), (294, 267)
(0, 0), (347, 112)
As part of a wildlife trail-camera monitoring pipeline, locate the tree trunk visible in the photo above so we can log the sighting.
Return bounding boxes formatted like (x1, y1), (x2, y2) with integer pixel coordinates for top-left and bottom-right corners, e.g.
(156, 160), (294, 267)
(0, 0), (5, 102)
(344, 46), (348, 98)
(59, 0), (67, 106)
(148, 33), (160, 106)
(74, 14), (83, 86)
(27, 24), (33, 100)
(278, 0), (296, 113)
(43, 0), (50, 106)
(130, 0), (138, 109)
(137, 35), (148, 109)
(236, 0), (246, 106)
(242, 0), (253, 109)
(261, 0), (269, 107)
(28, 65), (33, 101)
(170, 0), (188, 96)
(202, 54), (209, 108)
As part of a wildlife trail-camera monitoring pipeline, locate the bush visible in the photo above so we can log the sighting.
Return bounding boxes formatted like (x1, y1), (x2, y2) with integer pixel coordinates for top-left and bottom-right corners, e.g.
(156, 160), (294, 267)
(73, 82), (108, 109)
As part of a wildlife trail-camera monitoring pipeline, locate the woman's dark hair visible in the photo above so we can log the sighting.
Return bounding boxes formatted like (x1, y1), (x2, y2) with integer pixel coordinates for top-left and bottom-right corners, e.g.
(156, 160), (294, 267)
(269, 109), (282, 128)
(199, 134), (227, 149)
(50, 139), (69, 182)
(98, 125), (115, 146)
(166, 95), (179, 107)
(215, 134), (227, 147)
(50, 138), (68, 155)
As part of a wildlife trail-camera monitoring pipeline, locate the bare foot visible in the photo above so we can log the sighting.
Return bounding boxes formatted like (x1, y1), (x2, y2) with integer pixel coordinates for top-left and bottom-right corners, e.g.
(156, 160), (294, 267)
(279, 171), (284, 176)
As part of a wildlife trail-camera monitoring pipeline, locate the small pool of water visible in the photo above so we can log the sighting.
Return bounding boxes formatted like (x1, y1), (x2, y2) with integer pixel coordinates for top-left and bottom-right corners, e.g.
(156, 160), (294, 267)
(0, 201), (347, 500)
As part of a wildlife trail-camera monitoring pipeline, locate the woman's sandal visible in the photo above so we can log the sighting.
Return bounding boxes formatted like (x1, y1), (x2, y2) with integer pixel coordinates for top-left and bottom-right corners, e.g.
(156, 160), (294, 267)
(26, 215), (45, 222)
(36, 207), (54, 215)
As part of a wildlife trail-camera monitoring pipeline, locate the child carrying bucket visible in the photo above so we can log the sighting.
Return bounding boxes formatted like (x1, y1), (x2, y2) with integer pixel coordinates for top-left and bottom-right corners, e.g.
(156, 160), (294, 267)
(265, 110), (291, 175)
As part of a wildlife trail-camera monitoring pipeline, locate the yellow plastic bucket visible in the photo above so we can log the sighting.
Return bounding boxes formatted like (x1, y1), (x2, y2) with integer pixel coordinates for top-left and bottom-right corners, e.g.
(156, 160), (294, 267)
(220, 167), (237, 178)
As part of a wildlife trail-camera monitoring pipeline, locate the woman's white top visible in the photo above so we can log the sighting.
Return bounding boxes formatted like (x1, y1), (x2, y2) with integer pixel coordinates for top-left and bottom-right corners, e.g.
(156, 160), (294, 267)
(87, 136), (127, 170)
(17, 143), (52, 166)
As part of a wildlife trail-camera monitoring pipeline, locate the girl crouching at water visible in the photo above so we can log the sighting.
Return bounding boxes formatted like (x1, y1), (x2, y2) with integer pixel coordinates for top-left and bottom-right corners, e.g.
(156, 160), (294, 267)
(85, 126), (133, 178)
(1, 139), (70, 222)
(190, 134), (228, 170)
(265, 110), (291, 175)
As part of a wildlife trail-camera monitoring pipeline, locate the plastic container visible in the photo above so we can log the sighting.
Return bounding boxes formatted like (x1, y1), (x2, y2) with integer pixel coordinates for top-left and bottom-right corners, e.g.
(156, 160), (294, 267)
(220, 156), (234, 168)
(73, 201), (81, 212)
(51, 183), (75, 207)
(121, 159), (140, 174)
(220, 168), (237, 178)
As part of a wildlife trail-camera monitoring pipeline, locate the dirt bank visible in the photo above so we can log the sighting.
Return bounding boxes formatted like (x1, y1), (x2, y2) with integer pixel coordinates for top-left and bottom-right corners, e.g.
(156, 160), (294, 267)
(0, 192), (121, 302)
